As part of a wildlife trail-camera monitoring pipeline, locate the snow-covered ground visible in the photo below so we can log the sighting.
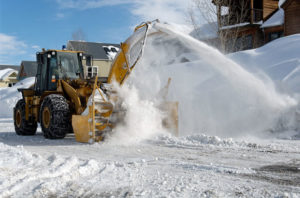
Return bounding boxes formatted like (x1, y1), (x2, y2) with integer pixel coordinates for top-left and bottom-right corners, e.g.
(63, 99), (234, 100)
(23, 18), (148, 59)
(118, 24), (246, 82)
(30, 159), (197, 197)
(0, 119), (299, 197)
(0, 25), (299, 197)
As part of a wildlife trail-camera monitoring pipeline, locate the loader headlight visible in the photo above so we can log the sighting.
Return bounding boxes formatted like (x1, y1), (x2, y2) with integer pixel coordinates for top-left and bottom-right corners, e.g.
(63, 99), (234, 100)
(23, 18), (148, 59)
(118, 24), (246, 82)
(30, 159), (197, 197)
(79, 53), (83, 57)
(47, 54), (51, 58)
(51, 51), (56, 55)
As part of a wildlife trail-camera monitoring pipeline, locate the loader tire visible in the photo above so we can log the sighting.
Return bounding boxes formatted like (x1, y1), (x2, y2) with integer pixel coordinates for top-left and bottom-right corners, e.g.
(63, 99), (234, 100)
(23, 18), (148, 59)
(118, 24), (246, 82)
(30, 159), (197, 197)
(40, 94), (72, 139)
(14, 99), (37, 136)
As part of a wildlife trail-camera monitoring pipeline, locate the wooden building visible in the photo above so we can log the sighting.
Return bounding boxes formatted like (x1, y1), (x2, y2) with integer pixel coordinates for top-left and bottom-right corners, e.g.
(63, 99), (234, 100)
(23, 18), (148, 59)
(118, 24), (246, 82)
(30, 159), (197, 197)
(263, 0), (280, 18)
(213, 0), (280, 52)
(281, 0), (300, 36)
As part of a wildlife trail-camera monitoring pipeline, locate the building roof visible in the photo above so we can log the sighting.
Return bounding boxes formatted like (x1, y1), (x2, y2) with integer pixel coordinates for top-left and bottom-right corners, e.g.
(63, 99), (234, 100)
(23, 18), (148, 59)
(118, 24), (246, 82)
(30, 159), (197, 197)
(261, 9), (284, 28)
(0, 65), (19, 70)
(67, 41), (120, 60)
(19, 61), (38, 79)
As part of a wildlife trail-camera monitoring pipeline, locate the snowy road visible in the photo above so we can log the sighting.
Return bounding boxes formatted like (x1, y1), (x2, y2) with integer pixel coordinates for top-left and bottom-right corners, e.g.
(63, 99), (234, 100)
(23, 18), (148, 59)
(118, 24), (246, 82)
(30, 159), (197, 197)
(0, 118), (299, 197)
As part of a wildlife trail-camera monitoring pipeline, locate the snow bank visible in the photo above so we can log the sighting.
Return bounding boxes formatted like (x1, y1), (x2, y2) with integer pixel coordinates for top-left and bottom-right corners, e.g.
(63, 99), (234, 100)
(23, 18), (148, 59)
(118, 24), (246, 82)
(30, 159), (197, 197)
(150, 134), (243, 148)
(0, 77), (35, 117)
(229, 34), (300, 95)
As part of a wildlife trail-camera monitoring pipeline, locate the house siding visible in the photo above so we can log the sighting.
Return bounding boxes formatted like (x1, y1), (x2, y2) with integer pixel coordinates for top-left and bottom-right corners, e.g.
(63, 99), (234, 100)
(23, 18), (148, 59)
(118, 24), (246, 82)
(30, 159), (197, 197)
(284, 0), (300, 36)
(82, 59), (112, 78)
(263, 0), (279, 19)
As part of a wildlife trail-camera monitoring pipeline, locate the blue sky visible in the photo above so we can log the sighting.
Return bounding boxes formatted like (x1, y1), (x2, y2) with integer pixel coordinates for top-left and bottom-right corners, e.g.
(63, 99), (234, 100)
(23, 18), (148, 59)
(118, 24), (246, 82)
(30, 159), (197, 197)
(0, 0), (193, 65)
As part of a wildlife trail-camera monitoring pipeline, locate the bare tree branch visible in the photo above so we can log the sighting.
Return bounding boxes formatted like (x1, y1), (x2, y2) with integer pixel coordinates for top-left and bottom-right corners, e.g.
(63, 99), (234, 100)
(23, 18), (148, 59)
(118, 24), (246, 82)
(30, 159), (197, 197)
(188, 0), (251, 53)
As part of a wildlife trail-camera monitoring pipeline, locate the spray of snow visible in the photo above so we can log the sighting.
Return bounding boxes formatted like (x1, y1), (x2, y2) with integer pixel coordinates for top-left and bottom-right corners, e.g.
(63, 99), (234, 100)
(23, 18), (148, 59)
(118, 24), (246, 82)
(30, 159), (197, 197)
(113, 22), (298, 139)
(106, 83), (167, 145)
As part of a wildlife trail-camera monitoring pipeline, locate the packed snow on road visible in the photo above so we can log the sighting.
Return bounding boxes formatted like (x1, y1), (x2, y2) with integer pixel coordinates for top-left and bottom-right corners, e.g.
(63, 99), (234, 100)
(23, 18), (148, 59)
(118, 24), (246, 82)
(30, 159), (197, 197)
(0, 24), (299, 197)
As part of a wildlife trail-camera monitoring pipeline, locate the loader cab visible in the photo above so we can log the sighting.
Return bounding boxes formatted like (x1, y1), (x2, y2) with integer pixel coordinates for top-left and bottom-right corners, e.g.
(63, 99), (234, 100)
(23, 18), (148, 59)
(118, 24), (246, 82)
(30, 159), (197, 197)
(35, 50), (84, 95)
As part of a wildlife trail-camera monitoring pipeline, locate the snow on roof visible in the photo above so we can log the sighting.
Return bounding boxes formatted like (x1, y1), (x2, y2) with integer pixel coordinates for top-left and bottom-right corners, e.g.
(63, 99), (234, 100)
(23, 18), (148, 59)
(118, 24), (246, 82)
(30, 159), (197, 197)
(261, 9), (284, 28)
(220, 22), (250, 30)
(67, 41), (120, 60)
(279, 0), (287, 7)
(0, 68), (18, 81)
(102, 45), (119, 60)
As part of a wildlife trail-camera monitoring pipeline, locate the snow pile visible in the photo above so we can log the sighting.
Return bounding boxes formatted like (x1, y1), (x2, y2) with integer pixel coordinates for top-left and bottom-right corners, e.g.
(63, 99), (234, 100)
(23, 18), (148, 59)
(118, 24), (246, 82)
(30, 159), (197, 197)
(229, 34), (300, 95)
(122, 22), (298, 139)
(228, 35), (300, 135)
(0, 77), (35, 117)
(0, 68), (17, 80)
(151, 134), (241, 147)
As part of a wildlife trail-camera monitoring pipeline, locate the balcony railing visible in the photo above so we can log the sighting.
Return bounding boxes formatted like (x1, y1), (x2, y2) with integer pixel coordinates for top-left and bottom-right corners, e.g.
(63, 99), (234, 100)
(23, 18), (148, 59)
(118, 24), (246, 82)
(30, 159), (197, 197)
(253, 9), (263, 22)
(219, 8), (263, 27)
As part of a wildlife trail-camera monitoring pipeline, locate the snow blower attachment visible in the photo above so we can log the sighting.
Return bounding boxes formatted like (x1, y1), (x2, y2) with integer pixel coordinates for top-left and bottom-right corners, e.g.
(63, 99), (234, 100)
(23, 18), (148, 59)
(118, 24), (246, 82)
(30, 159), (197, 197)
(13, 20), (178, 143)
(72, 20), (179, 143)
(72, 77), (114, 143)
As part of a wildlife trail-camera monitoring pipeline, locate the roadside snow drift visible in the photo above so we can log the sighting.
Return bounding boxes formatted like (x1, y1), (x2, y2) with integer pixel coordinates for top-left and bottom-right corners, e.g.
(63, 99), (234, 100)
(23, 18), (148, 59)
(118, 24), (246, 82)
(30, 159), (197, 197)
(0, 77), (35, 117)
(229, 34), (300, 95)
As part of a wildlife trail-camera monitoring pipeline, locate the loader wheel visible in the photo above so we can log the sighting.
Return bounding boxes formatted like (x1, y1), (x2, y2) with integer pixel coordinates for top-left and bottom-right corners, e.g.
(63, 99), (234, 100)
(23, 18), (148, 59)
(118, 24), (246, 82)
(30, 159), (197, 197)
(14, 99), (37, 135)
(40, 94), (72, 139)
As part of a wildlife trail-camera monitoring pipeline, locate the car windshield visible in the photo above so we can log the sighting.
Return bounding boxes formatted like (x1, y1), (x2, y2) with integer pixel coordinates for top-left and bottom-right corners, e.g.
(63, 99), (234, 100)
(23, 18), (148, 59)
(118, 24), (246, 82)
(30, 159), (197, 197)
(57, 52), (82, 79)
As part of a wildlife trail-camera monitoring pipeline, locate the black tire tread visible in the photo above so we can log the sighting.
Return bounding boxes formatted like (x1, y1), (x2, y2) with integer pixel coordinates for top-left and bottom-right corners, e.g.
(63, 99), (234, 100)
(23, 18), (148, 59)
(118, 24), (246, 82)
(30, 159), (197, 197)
(40, 94), (72, 139)
(14, 99), (37, 136)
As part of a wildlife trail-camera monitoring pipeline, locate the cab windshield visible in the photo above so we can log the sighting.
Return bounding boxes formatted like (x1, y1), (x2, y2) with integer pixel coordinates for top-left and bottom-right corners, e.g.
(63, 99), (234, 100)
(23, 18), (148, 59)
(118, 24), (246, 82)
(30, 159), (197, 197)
(57, 52), (83, 79)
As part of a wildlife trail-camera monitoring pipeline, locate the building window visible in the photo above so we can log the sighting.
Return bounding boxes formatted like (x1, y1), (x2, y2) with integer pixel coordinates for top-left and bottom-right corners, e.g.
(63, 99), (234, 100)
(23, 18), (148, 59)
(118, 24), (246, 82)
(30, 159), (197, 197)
(86, 56), (92, 66)
(87, 66), (98, 78)
(269, 31), (283, 42)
